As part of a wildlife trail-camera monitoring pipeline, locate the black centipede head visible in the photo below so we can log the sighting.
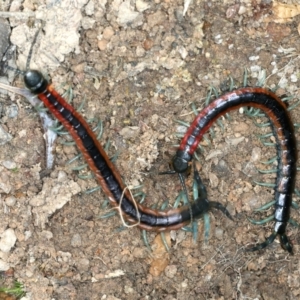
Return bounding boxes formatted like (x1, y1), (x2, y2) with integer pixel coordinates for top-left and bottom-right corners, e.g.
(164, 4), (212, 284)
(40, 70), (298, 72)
(24, 70), (48, 94)
(172, 150), (192, 174)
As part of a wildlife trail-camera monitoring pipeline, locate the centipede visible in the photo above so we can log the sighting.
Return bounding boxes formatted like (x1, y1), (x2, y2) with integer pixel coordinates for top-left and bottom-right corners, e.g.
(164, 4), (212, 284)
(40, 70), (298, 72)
(172, 87), (297, 253)
(0, 44), (294, 253)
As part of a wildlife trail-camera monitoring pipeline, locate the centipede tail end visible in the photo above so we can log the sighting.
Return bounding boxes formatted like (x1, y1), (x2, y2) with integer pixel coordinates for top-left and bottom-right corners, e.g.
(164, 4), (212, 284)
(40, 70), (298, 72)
(279, 234), (293, 254)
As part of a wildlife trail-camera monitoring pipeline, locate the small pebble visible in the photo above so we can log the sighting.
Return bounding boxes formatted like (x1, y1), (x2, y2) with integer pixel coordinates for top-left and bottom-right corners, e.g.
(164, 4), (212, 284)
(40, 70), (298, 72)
(0, 22), (10, 60)
(238, 5), (247, 15)
(250, 147), (261, 162)
(0, 259), (9, 271)
(4, 196), (16, 207)
(124, 286), (134, 294)
(71, 233), (82, 247)
(165, 265), (177, 278)
(77, 258), (90, 271)
(98, 39), (108, 51)
(41, 230), (53, 241)
(57, 171), (67, 182)
(208, 172), (219, 188)
(103, 27), (114, 40)
(136, 0), (150, 12)
(85, 0), (94, 15)
(6, 104), (18, 118)
(2, 161), (17, 170)
(117, 1), (140, 26)
(215, 228), (224, 240)
(0, 125), (12, 145)
(143, 38), (154, 50)
(0, 228), (17, 253)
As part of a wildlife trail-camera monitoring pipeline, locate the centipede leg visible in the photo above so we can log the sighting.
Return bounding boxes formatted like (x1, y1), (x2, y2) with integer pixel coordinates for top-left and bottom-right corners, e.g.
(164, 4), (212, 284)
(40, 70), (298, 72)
(192, 166), (233, 221)
(289, 219), (300, 228)
(209, 201), (233, 220)
(246, 232), (277, 252)
(248, 215), (274, 225)
(192, 165), (207, 199)
(279, 234), (293, 253)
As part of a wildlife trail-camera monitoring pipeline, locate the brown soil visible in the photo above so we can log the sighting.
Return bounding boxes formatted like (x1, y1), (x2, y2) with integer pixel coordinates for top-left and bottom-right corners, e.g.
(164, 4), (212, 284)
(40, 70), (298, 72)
(1, 1), (300, 299)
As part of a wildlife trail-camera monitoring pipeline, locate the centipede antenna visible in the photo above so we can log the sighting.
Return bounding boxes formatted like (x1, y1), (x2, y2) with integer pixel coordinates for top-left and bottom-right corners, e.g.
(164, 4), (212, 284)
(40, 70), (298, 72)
(26, 28), (42, 70)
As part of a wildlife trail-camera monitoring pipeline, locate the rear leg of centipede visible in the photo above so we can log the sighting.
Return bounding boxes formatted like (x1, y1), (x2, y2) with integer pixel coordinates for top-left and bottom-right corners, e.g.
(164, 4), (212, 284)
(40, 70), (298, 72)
(184, 165), (232, 244)
(247, 232), (293, 253)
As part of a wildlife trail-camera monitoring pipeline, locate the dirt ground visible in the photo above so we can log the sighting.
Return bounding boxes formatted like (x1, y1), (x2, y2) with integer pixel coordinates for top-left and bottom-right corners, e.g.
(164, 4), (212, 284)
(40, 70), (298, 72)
(1, 0), (300, 299)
